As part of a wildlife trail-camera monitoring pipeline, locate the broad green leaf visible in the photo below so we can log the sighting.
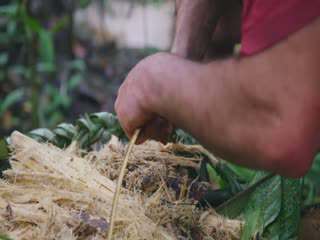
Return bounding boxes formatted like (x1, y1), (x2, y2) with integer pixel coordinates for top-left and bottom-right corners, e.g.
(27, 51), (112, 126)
(241, 173), (282, 240)
(278, 179), (302, 239)
(225, 162), (256, 183)
(264, 178), (302, 240)
(217, 173), (275, 219)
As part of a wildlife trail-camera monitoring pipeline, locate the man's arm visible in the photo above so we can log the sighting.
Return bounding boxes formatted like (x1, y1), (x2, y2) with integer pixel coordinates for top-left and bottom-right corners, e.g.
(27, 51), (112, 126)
(148, 0), (241, 142)
(171, 0), (241, 60)
(171, 0), (220, 60)
(116, 17), (320, 178)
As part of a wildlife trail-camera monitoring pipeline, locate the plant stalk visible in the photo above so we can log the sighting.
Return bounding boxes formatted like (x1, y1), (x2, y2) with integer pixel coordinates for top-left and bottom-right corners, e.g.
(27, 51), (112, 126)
(107, 129), (141, 240)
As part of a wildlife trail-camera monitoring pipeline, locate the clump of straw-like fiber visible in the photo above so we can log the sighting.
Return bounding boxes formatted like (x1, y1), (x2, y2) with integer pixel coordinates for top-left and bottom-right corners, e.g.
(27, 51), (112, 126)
(0, 131), (242, 240)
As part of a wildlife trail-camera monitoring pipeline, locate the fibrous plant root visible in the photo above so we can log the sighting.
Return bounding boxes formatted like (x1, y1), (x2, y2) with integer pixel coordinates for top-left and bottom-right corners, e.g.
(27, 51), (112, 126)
(0, 131), (242, 240)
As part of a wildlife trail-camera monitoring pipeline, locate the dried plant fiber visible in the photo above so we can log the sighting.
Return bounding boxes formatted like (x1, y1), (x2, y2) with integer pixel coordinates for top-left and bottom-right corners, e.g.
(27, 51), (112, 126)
(0, 131), (242, 240)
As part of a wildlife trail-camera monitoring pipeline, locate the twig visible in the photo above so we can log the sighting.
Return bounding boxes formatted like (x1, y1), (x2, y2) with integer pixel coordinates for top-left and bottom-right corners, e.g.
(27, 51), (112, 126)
(107, 129), (141, 240)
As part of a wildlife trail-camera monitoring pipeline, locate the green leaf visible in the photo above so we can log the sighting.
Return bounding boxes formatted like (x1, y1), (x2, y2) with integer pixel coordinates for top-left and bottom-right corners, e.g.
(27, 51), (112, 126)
(264, 178), (302, 240)
(241, 173), (282, 240)
(6, 21), (17, 37)
(36, 62), (55, 73)
(51, 16), (69, 33)
(0, 4), (18, 15)
(28, 128), (56, 143)
(303, 154), (320, 205)
(23, 13), (42, 33)
(206, 163), (225, 188)
(0, 234), (13, 240)
(38, 30), (55, 64)
(0, 139), (9, 161)
(77, 115), (95, 132)
(216, 163), (244, 194)
(174, 129), (198, 144)
(53, 123), (76, 140)
(0, 53), (8, 66)
(91, 112), (118, 128)
(0, 89), (24, 116)
(79, 0), (92, 8)
(68, 73), (83, 90)
(69, 59), (86, 71)
(0, 139), (10, 176)
(216, 173), (275, 219)
(225, 162), (256, 183)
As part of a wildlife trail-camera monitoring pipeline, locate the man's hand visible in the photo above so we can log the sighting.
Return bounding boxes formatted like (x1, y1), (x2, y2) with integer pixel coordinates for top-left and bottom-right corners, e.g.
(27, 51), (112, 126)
(115, 53), (173, 143)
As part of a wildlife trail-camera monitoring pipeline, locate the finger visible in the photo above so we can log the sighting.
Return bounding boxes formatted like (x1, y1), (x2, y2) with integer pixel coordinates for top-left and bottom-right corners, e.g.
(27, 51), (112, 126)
(136, 118), (174, 144)
(115, 93), (154, 139)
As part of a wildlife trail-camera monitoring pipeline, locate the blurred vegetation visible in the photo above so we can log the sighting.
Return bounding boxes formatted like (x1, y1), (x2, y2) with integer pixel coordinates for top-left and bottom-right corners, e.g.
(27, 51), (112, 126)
(0, 0), (91, 134)
(0, 0), (167, 136)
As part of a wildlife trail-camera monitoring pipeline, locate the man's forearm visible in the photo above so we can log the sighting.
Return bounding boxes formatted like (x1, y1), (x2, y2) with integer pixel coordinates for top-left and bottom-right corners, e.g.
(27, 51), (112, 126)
(171, 0), (222, 60)
(149, 18), (320, 177)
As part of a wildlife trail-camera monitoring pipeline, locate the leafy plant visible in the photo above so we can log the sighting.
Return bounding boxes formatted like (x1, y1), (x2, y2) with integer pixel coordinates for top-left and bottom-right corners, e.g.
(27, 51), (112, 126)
(28, 112), (125, 149)
(0, 0), (89, 134)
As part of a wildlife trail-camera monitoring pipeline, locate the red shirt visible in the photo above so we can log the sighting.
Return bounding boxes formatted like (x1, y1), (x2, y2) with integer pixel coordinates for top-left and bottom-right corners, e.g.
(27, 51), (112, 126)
(241, 0), (320, 56)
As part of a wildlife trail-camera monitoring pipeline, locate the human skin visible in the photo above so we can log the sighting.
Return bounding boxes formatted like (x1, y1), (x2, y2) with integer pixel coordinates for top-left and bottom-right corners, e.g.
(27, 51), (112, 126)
(115, 1), (320, 178)
(172, 0), (241, 60)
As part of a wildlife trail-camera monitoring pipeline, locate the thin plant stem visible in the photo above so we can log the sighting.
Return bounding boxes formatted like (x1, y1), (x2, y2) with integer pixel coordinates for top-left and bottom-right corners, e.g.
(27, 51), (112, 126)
(107, 129), (141, 240)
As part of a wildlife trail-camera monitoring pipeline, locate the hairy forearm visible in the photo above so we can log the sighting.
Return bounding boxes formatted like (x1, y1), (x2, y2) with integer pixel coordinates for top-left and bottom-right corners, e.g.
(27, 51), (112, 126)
(149, 18), (320, 177)
(171, 0), (222, 60)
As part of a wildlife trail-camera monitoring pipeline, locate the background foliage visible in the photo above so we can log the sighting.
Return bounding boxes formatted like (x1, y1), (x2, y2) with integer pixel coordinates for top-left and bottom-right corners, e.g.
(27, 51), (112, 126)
(0, 0), (89, 133)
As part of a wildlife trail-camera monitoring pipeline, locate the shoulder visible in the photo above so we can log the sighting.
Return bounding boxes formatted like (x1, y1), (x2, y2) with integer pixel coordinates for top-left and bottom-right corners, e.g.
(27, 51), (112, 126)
(241, 0), (320, 56)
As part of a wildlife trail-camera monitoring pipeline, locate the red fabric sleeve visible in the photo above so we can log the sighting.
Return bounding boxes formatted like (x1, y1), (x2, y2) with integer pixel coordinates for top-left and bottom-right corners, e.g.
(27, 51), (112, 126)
(240, 0), (320, 56)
